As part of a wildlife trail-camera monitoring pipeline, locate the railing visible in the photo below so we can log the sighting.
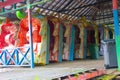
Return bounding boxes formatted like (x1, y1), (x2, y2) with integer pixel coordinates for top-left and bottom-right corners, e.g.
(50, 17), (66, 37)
(0, 0), (54, 68)
(0, 46), (32, 67)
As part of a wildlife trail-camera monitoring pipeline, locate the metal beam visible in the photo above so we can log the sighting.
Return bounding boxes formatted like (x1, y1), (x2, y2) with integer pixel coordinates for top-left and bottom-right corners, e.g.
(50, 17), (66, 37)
(46, 0), (61, 15)
(54, 0), (66, 11)
(59, 0), (112, 12)
(40, 0), (55, 13)
(95, 16), (114, 20)
(0, 0), (54, 15)
(105, 22), (114, 25)
(74, 3), (87, 16)
(74, 0), (90, 17)
(58, 0), (73, 12)
(67, 0), (91, 18)
(36, 4), (79, 18)
(67, 1), (81, 15)
(76, 0), (91, 17)
(49, 0), (61, 10)
(95, 12), (120, 20)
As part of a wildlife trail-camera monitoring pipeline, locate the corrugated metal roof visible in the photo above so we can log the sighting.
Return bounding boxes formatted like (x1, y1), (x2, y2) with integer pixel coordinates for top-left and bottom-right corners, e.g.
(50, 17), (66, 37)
(0, 0), (119, 24)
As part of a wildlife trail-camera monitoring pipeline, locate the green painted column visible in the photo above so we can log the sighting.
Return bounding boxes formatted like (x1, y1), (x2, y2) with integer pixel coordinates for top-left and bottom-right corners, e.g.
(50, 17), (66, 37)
(58, 24), (63, 62)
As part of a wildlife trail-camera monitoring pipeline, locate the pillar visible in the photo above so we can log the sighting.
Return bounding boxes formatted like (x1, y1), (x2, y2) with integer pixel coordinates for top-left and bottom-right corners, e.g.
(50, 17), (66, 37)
(27, 0), (34, 68)
(112, 0), (120, 70)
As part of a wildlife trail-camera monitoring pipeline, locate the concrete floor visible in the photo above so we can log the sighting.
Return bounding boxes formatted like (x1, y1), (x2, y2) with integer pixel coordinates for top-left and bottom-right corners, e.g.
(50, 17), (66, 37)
(0, 58), (117, 80)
